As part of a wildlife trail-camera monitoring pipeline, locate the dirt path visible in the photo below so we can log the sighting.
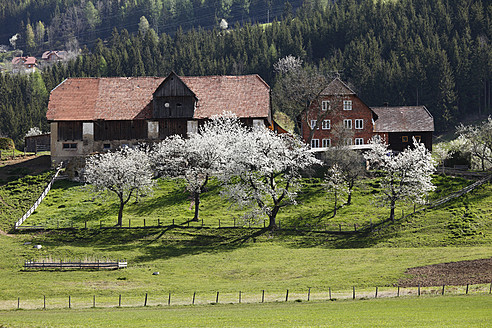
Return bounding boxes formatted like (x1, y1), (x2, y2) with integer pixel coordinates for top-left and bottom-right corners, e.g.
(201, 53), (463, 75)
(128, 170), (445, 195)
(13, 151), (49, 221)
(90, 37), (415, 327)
(398, 258), (492, 287)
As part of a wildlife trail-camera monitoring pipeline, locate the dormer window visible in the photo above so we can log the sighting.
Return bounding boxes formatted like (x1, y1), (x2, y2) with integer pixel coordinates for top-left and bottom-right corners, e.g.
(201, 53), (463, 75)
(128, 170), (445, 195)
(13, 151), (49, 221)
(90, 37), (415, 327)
(343, 100), (352, 110)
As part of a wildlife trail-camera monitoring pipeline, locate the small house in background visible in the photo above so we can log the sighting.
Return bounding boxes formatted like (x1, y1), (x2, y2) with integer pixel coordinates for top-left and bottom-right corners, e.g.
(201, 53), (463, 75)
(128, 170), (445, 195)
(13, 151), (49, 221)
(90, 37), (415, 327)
(11, 56), (37, 73)
(46, 72), (278, 165)
(41, 51), (66, 63)
(371, 106), (434, 152)
(25, 133), (51, 153)
(300, 77), (434, 152)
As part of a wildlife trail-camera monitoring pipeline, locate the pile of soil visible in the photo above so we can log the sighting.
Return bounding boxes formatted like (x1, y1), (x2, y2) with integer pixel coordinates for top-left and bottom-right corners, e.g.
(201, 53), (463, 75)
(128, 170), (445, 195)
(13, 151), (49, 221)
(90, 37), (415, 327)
(398, 258), (492, 287)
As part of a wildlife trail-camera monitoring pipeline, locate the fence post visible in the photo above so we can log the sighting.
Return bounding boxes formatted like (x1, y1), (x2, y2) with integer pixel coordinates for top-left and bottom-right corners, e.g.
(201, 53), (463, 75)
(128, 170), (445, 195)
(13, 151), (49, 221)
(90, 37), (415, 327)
(418, 284), (421, 296)
(375, 286), (378, 298)
(239, 291), (241, 303)
(285, 289), (289, 302)
(17, 297), (20, 309)
(353, 286), (356, 300)
(168, 293), (171, 306)
(69, 295), (71, 309)
(201, 218), (204, 227)
(308, 287), (311, 301)
(85, 221), (87, 229)
(158, 218), (160, 226)
(144, 293), (148, 306)
(44, 295), (46, 309)
(354, 224), (357, 232)
(339, 224), (342, 232)
(397, 286), (400, 297)
(144, 219), (146, 227)
(262, 290), (265, 303)
(129, 219), (131, 228)
(329, 287), (332, 300)
(466, 284), (469, 294)
(192, 292), (196, 305)
(119, 294), (121, 307)
(442, 285), (445, 295)
(216, 291), (219, 303)
(93, 295), (96, 308)
(489, 282), (492, 294)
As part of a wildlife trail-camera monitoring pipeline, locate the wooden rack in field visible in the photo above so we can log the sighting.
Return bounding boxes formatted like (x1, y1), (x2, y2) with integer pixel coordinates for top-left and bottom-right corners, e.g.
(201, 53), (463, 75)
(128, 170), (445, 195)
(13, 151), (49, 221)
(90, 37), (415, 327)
(24, 259), (127, 270)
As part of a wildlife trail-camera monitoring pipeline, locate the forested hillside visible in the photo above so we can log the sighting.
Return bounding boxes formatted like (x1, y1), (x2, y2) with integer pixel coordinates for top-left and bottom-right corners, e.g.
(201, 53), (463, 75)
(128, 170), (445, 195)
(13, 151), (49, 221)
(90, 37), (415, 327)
(0, 0), (491, 147)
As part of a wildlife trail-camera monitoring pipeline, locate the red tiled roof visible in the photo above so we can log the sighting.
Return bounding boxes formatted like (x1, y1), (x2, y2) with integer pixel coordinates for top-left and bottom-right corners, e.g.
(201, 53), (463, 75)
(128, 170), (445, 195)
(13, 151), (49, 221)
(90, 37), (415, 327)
(12, 56), (37, 65)
(47, 77), (164, 121)
(372, 106), (434, 132)
(181, 75), (270, 119)
(47, 74), (270, 121)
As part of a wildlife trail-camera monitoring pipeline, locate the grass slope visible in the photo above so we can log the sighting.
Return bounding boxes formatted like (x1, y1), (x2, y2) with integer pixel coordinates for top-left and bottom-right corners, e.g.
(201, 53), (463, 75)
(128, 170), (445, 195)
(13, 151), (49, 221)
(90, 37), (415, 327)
(0, 296), (490, 327)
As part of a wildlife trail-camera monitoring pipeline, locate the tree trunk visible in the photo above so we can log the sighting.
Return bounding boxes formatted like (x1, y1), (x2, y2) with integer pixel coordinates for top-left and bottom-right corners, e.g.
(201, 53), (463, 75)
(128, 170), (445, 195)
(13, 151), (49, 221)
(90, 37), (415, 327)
(333, 194), (337, 216)
(389, 200), (396, 223)
(192, 191), (200, 222)
(347, 190), (352, 205)
(117, 202), (124, 227)
(268, 206), (280, 230)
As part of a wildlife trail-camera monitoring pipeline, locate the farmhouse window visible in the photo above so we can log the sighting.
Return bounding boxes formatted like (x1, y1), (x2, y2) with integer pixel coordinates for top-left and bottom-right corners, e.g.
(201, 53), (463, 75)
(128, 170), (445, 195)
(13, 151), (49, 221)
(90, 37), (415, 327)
(415, 135), (421, 142)
(322, 120), (331, 130)
(322, 138), (331, 148)
(402, 136), (409, 142)
(58, 122), (82, 141)
(62, 143), (77, 150)
(310, 120), (318, 130)
(344, 138), (353, 146)
(322, 101), (330, 111)
(343, 119), (352, 129)
(355, 138), (364, 145)
(343, 100), (352, 110)
(355, 119), (364, 129)
(311, 139), (320, 148)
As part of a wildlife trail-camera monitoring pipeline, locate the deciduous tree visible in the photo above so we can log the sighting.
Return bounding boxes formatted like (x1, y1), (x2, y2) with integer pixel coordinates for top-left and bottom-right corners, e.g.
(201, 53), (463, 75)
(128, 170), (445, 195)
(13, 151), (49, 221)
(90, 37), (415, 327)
(221, 126), (319, 230)
(364, 137), (436, 222)
(84, 147), (154, 226)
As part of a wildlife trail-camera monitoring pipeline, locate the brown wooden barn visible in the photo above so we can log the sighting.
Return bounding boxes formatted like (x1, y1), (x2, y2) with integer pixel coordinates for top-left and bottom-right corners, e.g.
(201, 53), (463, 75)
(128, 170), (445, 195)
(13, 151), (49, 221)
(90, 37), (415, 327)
(46, 72), (274, 165)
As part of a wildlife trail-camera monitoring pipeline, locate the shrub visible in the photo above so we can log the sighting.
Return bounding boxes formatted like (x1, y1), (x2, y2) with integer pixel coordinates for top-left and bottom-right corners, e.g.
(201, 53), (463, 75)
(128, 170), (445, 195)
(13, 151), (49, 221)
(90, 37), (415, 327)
(0, 137), (15, 150)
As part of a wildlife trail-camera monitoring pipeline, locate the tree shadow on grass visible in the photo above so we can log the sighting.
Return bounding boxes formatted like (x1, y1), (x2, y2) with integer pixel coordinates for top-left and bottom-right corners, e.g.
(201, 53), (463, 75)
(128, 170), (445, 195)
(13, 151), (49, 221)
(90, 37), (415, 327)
(31, 226), (272, 263)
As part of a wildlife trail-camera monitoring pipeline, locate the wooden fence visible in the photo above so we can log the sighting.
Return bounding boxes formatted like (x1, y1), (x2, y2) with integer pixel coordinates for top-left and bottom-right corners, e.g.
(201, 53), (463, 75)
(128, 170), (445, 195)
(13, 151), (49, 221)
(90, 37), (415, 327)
(24, 259), (127, 270)
(14, 162), (64, 229)
(3, 283), (491, 311)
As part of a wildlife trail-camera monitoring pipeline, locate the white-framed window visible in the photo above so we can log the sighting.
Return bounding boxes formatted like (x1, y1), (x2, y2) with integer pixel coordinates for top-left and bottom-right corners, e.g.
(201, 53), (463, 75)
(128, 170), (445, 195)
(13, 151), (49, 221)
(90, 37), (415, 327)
(355, 119), (364, 129)
(322, 119), (331, 130)
(310, 120), (318, 130)
(355, 138), (364, 145)
(343, 119), (352, 129)
(322, 138), (331, 148)
(311, 139), (320, 148)
(344, 138), (353, 146)
(343, 100), (352, 110)
(322, 100), (330, 111)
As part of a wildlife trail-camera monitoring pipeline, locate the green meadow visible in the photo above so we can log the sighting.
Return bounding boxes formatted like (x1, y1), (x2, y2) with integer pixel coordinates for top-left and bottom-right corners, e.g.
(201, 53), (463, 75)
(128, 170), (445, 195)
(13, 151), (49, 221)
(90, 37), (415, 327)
(0, 165), (491, 326)
(0, 296), (490, 327)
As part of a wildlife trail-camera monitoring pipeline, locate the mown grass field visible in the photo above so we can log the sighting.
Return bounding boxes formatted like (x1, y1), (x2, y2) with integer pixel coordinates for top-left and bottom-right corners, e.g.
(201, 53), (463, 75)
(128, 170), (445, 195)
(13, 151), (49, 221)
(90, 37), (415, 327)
(0, 295), (490, 327)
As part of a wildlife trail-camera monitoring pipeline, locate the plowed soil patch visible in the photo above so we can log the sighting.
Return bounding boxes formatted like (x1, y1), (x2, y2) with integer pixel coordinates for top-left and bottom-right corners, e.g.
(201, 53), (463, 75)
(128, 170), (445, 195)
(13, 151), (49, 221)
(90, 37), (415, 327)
(398, 258), (492, 287)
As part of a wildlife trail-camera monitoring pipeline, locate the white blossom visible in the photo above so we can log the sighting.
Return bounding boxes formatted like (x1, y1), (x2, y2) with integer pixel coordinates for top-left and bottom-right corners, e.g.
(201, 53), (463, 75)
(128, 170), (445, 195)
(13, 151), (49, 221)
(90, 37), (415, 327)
(84, 147), (154, 226)
(456, 117), (492, 171)
(221, 127), (320, 229)
(324, 164), (348, 216)
(364, 136), (436, 222)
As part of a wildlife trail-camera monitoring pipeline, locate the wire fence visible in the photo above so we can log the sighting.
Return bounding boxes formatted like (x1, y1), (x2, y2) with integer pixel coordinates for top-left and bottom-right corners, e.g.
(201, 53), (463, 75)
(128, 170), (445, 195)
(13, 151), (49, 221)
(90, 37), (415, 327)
(1, 283), (490, 311)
